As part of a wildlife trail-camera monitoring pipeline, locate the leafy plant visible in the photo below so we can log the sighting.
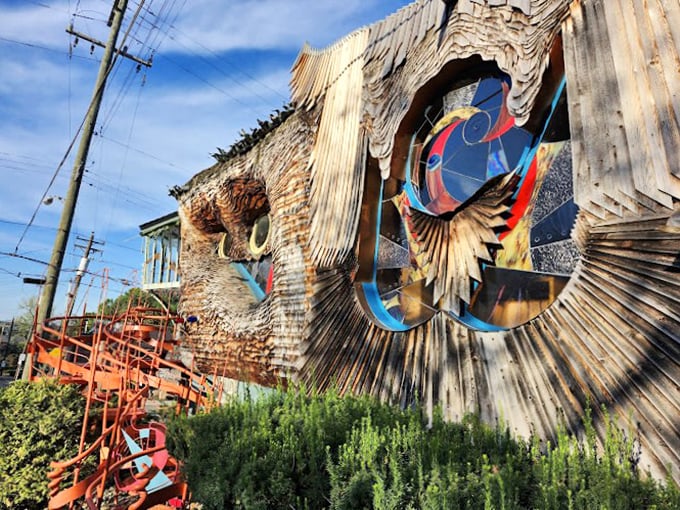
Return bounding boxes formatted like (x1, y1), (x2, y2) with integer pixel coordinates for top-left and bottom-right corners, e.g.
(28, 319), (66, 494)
(0, 380), (86, 509)
(167, 387), (680, 510)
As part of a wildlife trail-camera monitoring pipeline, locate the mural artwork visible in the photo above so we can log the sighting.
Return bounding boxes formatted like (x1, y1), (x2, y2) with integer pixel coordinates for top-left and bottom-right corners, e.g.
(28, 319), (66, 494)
(174, 0), (680, 483)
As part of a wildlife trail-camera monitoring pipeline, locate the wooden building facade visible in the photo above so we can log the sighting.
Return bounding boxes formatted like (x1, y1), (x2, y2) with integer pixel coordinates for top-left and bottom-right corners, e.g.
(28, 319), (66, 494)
(174, 0), (680, 481)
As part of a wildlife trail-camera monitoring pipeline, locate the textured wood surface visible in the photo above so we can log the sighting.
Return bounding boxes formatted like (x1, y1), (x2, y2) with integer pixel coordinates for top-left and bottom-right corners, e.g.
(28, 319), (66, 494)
(303, 30), (369, 268)
(177, 111), (318, 383)
(175, 0), (680, 482)
(409, 173), (519, 313)
(564, 0), (680, 216)
(363, 0), (571, 177)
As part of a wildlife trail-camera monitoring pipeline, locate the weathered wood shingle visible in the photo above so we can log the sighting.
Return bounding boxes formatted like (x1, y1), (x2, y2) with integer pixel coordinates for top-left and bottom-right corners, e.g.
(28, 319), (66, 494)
(175, 0), (680, 483)
(564, 0), (680, 216)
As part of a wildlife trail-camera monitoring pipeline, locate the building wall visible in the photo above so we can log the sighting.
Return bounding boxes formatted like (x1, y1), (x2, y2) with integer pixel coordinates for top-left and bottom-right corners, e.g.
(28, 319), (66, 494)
(175, 0), (680, 481)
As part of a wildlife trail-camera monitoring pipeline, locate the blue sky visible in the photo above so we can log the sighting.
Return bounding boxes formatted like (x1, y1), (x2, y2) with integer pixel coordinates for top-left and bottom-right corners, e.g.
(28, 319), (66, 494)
(0, 0), (413, 320)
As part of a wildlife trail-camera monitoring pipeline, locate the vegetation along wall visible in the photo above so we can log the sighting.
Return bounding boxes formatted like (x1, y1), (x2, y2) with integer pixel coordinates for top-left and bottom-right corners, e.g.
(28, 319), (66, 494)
(173, 0), (680, 482)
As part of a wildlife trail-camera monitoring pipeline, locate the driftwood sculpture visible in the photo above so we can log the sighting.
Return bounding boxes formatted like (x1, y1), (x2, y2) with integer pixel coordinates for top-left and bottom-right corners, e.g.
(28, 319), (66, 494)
(174, 0), (680, 481)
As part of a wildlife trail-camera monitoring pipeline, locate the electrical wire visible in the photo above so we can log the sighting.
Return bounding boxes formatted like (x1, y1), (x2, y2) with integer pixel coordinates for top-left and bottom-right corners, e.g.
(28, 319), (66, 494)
(102, 65), (147, 237)
(164, 24), (289, 103)
(156, 52), (266, 115)
(0, 36), (98, 62)
(0, 268), (21, 278)
(14, 0), (148, 254)
(0, 252), (49, 266)
(95, 134), (190, 172)
(0, 218), (90, 238)
(105, 240), (141, 253)
(128, 0), (287, 104)
(84, 170), (159, 206)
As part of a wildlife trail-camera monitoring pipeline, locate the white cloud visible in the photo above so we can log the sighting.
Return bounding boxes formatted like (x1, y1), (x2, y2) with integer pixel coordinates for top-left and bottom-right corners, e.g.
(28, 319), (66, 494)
(0, 0), (411, 318)
(0, 0), (394, 56)
(160, 0), (385, 54)
(0, 1), (73, 49)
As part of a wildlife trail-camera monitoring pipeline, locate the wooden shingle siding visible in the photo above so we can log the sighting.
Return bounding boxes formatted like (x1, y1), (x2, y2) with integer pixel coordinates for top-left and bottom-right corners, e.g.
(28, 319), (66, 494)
(305, 30), (368, 268)
(459, 0), (532, 16)
(363, 0), (570, 177)
(296, 211), (680, 481)
(564, 0), (680, 215)
(174, 0), (680, 483)
(178, 111), (318, 383)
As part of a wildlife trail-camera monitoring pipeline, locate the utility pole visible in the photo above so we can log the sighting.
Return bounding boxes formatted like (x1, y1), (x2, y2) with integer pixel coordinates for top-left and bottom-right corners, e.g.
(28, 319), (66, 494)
(64, 232), (103, 317)
(36, 0), (149, 327)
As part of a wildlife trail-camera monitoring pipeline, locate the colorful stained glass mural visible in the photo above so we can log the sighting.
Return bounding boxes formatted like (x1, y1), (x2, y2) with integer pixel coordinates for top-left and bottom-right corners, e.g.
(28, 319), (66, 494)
(356, 71), (579, 331)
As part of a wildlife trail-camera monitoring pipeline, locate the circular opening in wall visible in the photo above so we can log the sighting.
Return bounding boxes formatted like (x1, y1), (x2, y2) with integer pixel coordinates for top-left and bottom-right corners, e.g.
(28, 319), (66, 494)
(357, 61), (580, 332)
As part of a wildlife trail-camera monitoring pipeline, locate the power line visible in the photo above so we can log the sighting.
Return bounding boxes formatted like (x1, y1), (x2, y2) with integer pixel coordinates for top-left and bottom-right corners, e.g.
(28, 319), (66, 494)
(82, 178), (158, 209)
(127, 0), (287, 104)
(0, 252), (49, 266)
(0, 218), (90, 238)
(25, 0), (106, 22)
(96, 0), (188, 133)
(0, 268), (21, 278)
(105, 240), (141, 253)
(156, 52), (265, 115)
(102, 72), (147, 236)
(60, 2), (186, 242)
(25, 1), (57, 8)
(0, 151), (167, 209)
(0, 36), (98, 62)
(166, 24), (289, 102)
(0, 151), (58, 166)
(97, 259), (138, 270)
(14, 105), (93, 253)
(96, 134), (190, 171)
(15, 0), (149, 256)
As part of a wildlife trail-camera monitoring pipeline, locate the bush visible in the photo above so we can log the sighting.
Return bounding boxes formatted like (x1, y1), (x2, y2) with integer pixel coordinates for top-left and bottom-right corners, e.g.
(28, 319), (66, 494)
(167, 387), (680, 510)
(0, 380), (86, 509)
(168, 387), (401, 509)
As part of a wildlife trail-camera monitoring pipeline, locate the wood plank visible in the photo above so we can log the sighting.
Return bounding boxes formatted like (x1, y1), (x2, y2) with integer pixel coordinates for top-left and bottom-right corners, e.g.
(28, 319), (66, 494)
(563, 11), (593, 213)
(636, 0), (680, 185)
(612, 0), (673, 207)
(510, 0), (531, 15)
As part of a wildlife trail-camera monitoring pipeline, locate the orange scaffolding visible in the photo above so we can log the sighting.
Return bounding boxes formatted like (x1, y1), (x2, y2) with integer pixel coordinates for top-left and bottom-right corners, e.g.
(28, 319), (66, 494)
(26, 306), (224, 510)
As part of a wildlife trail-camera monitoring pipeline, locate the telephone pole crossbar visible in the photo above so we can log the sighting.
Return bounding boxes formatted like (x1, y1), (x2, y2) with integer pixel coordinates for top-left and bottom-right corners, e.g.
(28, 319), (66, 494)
(66, 26), (152, 68)
(64, 233), (103, 318)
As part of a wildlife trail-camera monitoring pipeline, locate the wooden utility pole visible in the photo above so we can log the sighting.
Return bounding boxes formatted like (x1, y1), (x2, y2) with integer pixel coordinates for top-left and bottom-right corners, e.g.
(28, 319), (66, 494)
(64, 232), (103, 317)
(37, 0), (148, 326)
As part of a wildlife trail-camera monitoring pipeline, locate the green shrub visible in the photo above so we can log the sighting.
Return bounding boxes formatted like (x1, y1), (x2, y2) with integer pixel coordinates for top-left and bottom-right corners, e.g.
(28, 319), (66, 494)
(0, 380), (86, 510)
(167, 387), (680, 510)
(168, 387), (401, 509)
(529, 407), (680, 510)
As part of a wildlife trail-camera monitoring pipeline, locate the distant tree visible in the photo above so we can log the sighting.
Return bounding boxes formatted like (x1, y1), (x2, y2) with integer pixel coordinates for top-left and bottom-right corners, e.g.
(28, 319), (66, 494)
(98, 288), (154, 316)
(97, 288), (179, 316)
(12, 296), (38, 344)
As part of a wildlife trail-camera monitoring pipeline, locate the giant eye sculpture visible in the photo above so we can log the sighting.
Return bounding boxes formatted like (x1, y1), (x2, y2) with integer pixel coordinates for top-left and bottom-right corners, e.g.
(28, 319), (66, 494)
(356, 71), (578, 332)
(174, 0), (680, 484)
(218, 213), (273, 302)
